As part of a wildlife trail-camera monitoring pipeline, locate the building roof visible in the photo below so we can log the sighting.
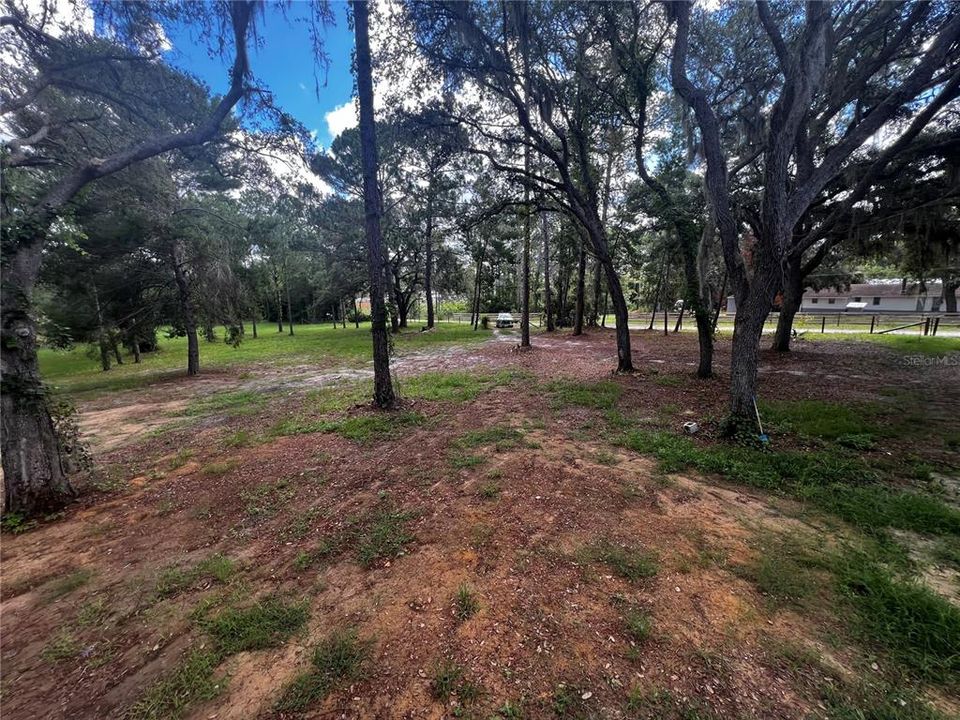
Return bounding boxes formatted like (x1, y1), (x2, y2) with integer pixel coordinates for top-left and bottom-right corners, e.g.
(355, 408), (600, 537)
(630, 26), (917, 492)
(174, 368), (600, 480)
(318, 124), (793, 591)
(804, 281), (943, 299)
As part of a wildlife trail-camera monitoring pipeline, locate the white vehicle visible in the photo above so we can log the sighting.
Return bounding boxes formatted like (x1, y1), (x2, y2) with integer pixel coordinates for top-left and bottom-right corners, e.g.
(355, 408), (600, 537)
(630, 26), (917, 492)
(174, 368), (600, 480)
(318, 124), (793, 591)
(495, 312), (514, 328)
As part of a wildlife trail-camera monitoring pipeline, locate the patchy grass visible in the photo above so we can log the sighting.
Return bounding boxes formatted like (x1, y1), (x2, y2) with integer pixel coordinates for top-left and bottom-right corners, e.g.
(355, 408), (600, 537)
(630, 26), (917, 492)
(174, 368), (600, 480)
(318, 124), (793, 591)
(126, 648), (221, 720)
(430, 660), (482, 704)
(306, 382), (371, 413)
(168, 449), (195, 470)
(477, 481), (501, 500)
(41, 630), (80, 663)
(454, 424), (525, 451)
(183, 390), (265, 418)
(454, 584), (479, 620)
(43, 568), (93, 602)
(579, 539), (658, 581)
(155, 554), (236, 599)
(40, 322), (491, 399)
(240, 480), (296, 519)
(275, 411), (425, 443)
(223, 430), (256, 448)
(805, 333), (960, 356)
(837, 559), (960, 685)
(199, 459), (238, 477)
(356, 506), (416, 568)
(450, 451), (486, 469)
(202, 597), (309, 655)
(546, 378), (622, 409)
(618, 429), (960, 536)
(761, 399), (883, 441)
(623, 607), (653, 643)
(275, 629), (371, 712)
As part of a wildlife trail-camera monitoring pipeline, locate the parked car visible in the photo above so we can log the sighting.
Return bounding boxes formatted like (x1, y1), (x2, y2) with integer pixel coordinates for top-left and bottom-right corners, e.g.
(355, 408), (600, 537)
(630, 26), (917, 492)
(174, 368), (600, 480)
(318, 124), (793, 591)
(495, 312), (514, 328)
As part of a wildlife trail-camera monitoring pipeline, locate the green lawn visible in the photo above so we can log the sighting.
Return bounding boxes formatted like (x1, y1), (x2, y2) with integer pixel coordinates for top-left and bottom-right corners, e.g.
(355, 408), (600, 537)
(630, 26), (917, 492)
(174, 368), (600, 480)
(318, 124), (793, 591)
(40, 322), (490, 398)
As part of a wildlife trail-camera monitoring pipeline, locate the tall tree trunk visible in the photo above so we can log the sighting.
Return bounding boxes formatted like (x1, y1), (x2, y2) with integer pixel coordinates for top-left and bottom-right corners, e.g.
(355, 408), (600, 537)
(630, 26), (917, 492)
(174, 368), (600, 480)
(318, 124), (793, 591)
(729, 293), (771, 423)
(284, 259), (294, 336)
(944, 278), (958, 314)
(678, 227), (713, 378)
(172, 240), (200, 376)
(602, 259), (633, 371)
(425, 197), (435, 329)
(251, 304), (258, 339)
(132, 339), (141, 364)
(275, 277), (284, 334)
(772, 258), (804, 352)
(519, 3), (531, 348)
(354, 297), (360, 328)
(113, 339), (124, 365)
(541, 213), (554, 332)
(91, 283), (111, 372)
(354, 0), (395, 408)
(1, 242), (76, 515)
(573, 243), (587, 335)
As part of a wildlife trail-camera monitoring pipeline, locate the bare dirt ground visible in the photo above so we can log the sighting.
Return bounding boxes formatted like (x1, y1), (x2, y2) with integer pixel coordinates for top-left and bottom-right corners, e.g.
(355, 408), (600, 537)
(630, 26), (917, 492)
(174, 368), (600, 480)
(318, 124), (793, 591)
(2, 329), (958, 719)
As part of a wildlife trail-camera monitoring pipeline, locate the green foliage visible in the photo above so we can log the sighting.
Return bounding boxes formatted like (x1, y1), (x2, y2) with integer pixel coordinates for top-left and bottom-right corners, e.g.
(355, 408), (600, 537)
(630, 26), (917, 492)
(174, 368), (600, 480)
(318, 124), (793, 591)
(430, 661), (461, 701)
(546, 379), (622, 409)
(41, 630), (80, 663)
(39, 323), (487, 399)
(356, 506), (416, 568)
(126, 649), (221, 720)
(617, 430), (960, 535)
(240, 480), (295, 519)
(275, 629), (371, 712)
(199, 459), (238, 476)
(155, 554), (236, 599)
(44, 569), (93, 601)
(454, 584), (479, 620)
(454, 425), (524, 450)
(183, 391), (265, 417)
(623, 608), (652, 643)
(450, 452), (486, 469)
(838, 560), (960, 684)
(0, 512), (37, 534)
(761, 400), (879, 440)
(477, 481), (501, 500)
(580, 539), (658, 581)
(202, 597), (309, 655)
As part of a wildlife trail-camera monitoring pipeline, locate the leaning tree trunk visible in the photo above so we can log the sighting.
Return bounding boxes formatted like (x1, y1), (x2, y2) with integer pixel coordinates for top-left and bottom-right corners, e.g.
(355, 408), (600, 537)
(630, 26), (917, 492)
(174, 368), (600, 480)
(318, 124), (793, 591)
(772, 258), (804, 352)
(1, 243), (76, 515)
(573, 243), (587, 336)
(353, 0), (395, 408)
(172, 241), (200, 376)
(602, 259), (634, 372)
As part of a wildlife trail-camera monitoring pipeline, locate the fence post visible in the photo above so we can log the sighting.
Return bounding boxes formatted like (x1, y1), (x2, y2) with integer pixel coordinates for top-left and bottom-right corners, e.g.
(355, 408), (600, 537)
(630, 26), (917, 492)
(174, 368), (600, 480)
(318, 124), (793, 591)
(933, 317), (940, 336)
(923, 318), (930, 336)
(821, 316), (826, 333)
(869, 316), (875, 334)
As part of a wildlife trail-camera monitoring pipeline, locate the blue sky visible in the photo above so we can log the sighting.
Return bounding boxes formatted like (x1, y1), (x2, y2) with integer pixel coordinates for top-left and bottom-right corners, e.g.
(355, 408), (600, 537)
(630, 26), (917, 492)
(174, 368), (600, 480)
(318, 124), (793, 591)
(164, 1), (356, 148)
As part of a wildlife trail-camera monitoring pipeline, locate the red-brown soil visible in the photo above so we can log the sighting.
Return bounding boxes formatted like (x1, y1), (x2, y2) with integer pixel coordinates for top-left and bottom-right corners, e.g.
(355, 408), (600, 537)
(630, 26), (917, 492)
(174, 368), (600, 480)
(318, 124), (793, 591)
(2, 329), (958, 719)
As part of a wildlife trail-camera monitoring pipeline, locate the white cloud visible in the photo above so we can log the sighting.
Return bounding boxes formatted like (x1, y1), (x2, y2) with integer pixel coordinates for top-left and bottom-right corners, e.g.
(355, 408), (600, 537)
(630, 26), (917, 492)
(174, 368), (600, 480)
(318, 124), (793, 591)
(325, 100), (358, 138)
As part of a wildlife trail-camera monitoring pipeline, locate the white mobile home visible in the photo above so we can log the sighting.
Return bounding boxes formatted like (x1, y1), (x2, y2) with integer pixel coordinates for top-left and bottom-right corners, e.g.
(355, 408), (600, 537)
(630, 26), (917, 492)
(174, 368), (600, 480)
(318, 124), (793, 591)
(726, 281), (946, 314)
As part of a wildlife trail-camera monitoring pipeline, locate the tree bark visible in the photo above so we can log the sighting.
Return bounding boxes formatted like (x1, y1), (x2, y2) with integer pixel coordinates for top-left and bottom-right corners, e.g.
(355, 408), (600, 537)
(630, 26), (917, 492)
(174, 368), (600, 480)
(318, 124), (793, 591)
(172, 240), (200, 376)
(942, 278), (957, 314)
(424, 194), (435, 328)
(91, 283), (111, 372)
(1, 243), (76, 515)
(541, 212), (554, 332)
(354, 0), (395, 408)
(772, 257), (804, 352)
(132, 339), (141, 364)
(284, 258), (294, 336)
(573, 242), (587, 335)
